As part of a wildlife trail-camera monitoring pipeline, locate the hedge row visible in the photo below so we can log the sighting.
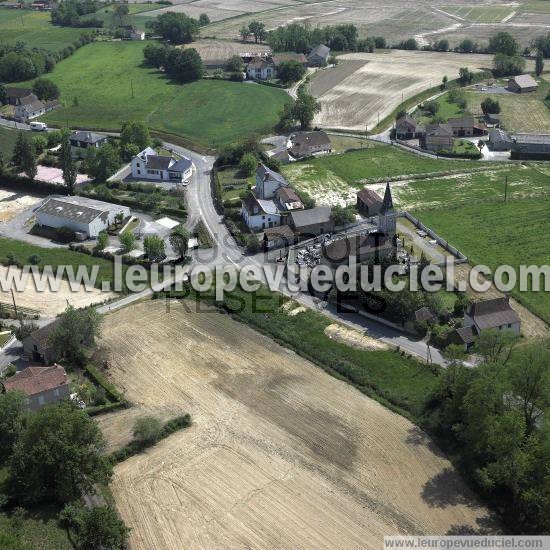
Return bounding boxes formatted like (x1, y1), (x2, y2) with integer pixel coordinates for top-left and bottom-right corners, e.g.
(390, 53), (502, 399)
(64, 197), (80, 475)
(85, 364), (125, 404)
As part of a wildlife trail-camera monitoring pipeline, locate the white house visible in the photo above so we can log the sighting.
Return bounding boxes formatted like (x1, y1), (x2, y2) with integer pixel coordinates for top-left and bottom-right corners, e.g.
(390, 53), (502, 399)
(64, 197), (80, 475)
(131, 147), (192, 183)
(14, 94), (59, 122)
(241, 193), (282, 231)
(35, 196), (130, 238)
(255, 164), (289, 199)
(464, 297), (520, 334)
(246, 56), (276, 80)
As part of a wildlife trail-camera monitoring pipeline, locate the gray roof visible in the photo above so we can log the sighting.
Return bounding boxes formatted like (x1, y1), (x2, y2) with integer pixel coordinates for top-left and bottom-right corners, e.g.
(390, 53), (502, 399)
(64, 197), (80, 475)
(146, 155), (173, 170)
(380, 183), (394, 214)
(70, 131), (107, 144)
(248, 56), (275, 70)
(242, 193), (279, 216)
(467, 297), (520, 330)
(447, 116), (474, 128)
(289, 130), (331, 156)
(415, 307), (437, 323)
(256, 198), (279, 216)
(22, 318), (61, 350)
(509, 74), (538, 89)
(290, 206), (332, 228)
(455, 325), (476, 345)
(512, 133), (550, 145)
(489, 128), (511, 143)
(309, 44), (330, 59)
(19, 99), (45, 114)
(6, 87), (33, 99)
(19, 93), (39, 106)
(37, 198), (104, 224)
(256, 164), (288, 187)
(170, 157), (192, 173)
(426, 123), (453, 137)
(396, 114), (423, 132)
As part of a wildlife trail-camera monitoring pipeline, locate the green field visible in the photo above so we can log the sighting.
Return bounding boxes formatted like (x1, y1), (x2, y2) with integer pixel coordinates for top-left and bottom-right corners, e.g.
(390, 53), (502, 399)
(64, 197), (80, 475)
(31, 41), (290, 150)
(414, 94), (465, 125)
(465, 78), (550, 133)
(0, 7), (86, 51)
(92, 3), (159, 31)
(0, 126), (18, 158)
(282, 144), (493, 201)
(398, 165), (550, 322)
(519, 0), (550, 13)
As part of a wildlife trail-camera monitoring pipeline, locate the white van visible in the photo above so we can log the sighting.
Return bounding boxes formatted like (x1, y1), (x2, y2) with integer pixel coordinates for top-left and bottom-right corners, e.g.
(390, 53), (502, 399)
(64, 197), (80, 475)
(30, 121), (47, 131)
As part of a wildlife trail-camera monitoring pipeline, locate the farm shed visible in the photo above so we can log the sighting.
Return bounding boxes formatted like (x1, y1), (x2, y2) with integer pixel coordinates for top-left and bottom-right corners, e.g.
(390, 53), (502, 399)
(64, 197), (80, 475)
(464, 297), (520, 334)
(510, 133), (550, 159)
(395, 115), (424, 140)
(35, 196), (130, 238)
(22, 319), (61, 364)
(508, 74), (538, 93)
(356, 188), (383, 217)
(308, 44), (330, 66)
(488, 128), (512, 151)
(289, 206), (333, 237)
(263, 225), (295, 250)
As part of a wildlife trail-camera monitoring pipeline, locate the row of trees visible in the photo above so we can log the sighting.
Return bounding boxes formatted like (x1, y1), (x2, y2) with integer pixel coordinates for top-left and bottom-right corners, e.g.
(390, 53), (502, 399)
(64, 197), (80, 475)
(425, 336), (550, 533)
(146, 12), (199, 44)
(51, 0), (102, 28)
(143, 42), (204, 83)
(266, 22), (359, 53)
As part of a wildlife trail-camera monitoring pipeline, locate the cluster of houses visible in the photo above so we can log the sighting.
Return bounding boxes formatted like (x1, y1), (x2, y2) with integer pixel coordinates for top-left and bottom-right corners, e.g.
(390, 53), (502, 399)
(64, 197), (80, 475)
(395, 114), (486, 152)
(245, 44), (331, 81)
(3, 87), (59, 123)
(267, 130), (333, 164)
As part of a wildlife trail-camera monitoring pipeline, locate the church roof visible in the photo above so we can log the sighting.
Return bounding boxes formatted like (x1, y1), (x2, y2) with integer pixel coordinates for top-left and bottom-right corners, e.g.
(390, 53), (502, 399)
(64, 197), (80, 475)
(380, 183), (394, 214)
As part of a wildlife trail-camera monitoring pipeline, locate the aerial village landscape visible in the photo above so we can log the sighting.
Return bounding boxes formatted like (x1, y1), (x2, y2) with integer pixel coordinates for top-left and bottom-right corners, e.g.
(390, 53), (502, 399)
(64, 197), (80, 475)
(0, 0), (550, 548)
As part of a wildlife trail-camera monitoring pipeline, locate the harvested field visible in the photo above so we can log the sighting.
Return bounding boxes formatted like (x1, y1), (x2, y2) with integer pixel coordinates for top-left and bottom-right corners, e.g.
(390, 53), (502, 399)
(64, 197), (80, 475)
(181, 39), (270, 66)
(99, 300), (493, 549)
(0, 265), (115, 316)
(309, 50), (497, 131)
(0, 190), (41, 223)
(440, 5), (515, 22)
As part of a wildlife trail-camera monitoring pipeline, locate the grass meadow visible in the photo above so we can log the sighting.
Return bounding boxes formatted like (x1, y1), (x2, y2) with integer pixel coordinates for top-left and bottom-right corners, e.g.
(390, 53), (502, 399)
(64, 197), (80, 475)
(400, 165), (550, 322)
(0, 7), (86, 51)
(31, 41), (290, 150)
(0, 126), (18, 158)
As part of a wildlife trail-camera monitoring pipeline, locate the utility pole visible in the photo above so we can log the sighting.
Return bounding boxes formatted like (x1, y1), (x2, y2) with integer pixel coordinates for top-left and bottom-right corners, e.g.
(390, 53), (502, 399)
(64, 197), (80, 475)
(504, 175), (508, 203)
(130, 79), (135, 99)
(10, 288), (20, 326)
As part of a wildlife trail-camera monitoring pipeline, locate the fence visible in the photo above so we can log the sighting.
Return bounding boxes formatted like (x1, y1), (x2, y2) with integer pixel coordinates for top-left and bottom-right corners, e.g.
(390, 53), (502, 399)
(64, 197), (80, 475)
(399, 211), (468, 266)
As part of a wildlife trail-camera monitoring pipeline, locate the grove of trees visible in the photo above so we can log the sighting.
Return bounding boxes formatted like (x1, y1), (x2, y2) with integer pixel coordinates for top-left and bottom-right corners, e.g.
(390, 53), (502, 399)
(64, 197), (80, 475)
(146, 12), (199, 44)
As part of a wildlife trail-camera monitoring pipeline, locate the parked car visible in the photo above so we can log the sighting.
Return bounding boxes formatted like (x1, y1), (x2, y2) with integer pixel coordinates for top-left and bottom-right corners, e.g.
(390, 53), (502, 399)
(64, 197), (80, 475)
(30, 121), (47, 131)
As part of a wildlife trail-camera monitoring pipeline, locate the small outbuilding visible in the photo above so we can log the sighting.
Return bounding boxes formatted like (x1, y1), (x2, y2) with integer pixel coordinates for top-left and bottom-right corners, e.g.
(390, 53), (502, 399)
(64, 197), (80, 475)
(356, 188), (383, 217)
(69, 130), (109, 158)
(510, 133), (550, 159)
(289, 206), (333, 237)
(508, 74), (538, 93)
(308, 44), (330, 66)
(395, 114), (424, 140)
(22, 320), (61, 364)
(263, 225), (295, 250)
(488, 128), (512, 151)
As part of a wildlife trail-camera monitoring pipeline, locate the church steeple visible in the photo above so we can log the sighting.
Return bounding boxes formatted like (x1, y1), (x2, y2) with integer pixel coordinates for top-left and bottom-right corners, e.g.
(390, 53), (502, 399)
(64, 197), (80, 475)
(380, 182), (394, 214)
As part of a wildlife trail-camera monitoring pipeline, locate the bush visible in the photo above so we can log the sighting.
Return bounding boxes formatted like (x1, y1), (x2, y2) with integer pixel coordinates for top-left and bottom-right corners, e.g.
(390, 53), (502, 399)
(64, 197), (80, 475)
(133, 416), (162, 443)
(28, 254), (41, 265)
(239, 153), (257, 176)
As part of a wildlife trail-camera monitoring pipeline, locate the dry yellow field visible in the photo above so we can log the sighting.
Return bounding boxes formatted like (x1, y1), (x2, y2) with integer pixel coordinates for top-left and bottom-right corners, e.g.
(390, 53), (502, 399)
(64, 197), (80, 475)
(0, 189), (41, 223)
(0, 265), (115, 316)
(310, 50), (533, 131)
(98, 300), (494, 550)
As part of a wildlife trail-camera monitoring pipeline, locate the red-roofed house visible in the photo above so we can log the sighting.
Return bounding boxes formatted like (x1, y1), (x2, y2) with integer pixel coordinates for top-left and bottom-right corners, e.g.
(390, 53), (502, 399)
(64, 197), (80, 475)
(1, 365), (69, 411)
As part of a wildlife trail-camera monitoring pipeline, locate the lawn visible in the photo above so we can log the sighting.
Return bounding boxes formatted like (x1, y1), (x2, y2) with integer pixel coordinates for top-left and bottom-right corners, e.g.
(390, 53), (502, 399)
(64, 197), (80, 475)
(441, 5), (514, 22)
(30, 41), (291, 150)
(0, 7), (86, 51)
(0, 126), (18, 158)
(414, 93), (465, 124)
(217, 166), (253, 206)
(281, 143), (493, 204)
(465, 78), (550, 133)
(400, 165), (550, 322)
(92, 3), (159, 31)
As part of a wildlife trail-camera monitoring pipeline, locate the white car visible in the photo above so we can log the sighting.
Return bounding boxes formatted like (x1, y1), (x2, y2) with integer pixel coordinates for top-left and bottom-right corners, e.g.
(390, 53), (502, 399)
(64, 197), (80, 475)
(30, 121), (48, 131)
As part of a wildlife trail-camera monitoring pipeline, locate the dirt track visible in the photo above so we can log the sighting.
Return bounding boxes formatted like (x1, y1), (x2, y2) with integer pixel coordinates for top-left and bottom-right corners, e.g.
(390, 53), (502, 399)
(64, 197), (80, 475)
(99, 300), (494, 549)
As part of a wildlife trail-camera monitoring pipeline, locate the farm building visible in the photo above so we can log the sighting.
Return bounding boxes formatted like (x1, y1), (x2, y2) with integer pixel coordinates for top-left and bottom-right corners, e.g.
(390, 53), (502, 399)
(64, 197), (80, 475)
(356, 188), (383, 216)
(1, 364), (69, 411)
(272, 53), (308, 68)
(275, 187), (304, 211)
(485, 113), (501, 126)
(69, 130), (109, 158)
(35, 196), (130, 238)
(308, 44), (330, 66)
(508, 74), (538, 93)
(288, 130), (332, 158)
(289, 206), (333, 236)
(4, 87), (33, 106)
(246, 56), (276, 80)
(488, 128), (512, 151)
(510, 133), (550, 159)
(395, 114), (424, 140)
(22, 320), (61, 364)
(263, 225), (295, 250)
(447, 116), (486, 137)
(241, 193), (282, 231)
(131, 147), (193, 183)
(422, 123), (454, 151)
(322, 232), (393, 267)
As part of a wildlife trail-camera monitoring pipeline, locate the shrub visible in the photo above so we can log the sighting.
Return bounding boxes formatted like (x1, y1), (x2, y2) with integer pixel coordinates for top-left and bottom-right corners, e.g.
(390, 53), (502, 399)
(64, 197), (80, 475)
(28, 254), (41, 265)
(133, 416), (162, 443)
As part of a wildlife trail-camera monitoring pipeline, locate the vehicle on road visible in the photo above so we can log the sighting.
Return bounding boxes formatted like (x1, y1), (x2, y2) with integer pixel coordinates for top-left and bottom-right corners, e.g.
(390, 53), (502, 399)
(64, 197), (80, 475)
(30, 122), (48, 131)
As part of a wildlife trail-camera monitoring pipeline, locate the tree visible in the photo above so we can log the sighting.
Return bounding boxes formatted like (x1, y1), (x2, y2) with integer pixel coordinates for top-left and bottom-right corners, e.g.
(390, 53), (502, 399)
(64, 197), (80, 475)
(293, 90), (320, 129)
(0, 391), (27, 462)
(10, 402), (112, 504)
(0, 84), (6, 105)
(441, 75), (448, 89)
(164, 47), (204, 83)
(96, 230), (108, 250)
(536, 51), (544, 77)
(84, 142), (119, 182)
(474, 328), (519, 365)
(169, 225), (190, 259)
(245, 233), (261, 254)
(374, 36), (386, 49)
(489, 31), (519, 56)
(119, 230), (136, 253)
(113, 3), (129, 26)
(239, 25), (251, 42)
(225, 55), (244, 73)
(60, 133), (77, 194)
(12, 132), (30, 171)
(248, 20), (266, 43)
(61, 503), (129, 550)
(143, 42), (168, 68)
(198, 13), (210, 26)
(0, 151), (4, 176)
(458, 67), (474, 85)
(276, 102), (295, 132)
(434, 39), (449, 52)
(277, 60), (306, 84)
(48, 304), (102, 365)
(239, 152), (257, 176)
(423, 100), (439, 116)
(32, 77), (59, 101)
(144, 235), (165, 261)
(493, 53), (526, 76)
(481, 97), (501, 114)
(147, 12), (198, 44)
(133, 415), (162, 443)
(458, 38), (476, 53)
(120, 120), (151, 153)
(330, 205), (355, 226)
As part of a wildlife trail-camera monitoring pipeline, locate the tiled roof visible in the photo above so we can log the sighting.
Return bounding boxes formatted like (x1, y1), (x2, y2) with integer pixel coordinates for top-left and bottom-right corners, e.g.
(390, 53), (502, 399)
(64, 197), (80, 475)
(70, 130), (107, 144)
(510, 74), (538, 88)
(467, 297), (520, 330)
(290, 206), (332, 228)
(357, 188), (382, 207)
(37, 198), (103, 224)
(3, 364), (67, 397)
(256, 164), (288, 187)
